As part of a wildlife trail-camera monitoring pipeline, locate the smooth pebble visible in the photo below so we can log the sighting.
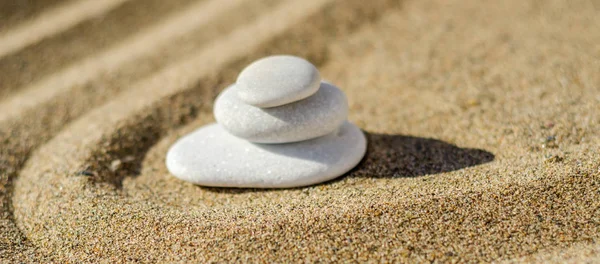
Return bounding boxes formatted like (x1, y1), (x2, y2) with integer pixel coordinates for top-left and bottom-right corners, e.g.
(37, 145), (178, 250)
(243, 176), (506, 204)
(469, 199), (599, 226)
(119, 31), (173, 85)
(166, 121), (366, 188)
(214, 82), (348, 143)
(236, 55), (320, 108)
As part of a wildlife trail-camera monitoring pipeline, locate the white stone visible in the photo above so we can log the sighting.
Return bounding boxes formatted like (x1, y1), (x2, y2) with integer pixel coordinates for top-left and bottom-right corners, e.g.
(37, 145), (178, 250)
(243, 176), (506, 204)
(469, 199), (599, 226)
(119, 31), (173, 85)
(214, 82), (348, 143)
(236, 55), (320, 108)
(166, 121), (367, 188)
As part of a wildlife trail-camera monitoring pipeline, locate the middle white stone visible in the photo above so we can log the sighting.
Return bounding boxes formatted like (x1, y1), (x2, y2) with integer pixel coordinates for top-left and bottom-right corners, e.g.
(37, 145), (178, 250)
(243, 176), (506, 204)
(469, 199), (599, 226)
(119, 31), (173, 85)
(214, 81), (348, 144)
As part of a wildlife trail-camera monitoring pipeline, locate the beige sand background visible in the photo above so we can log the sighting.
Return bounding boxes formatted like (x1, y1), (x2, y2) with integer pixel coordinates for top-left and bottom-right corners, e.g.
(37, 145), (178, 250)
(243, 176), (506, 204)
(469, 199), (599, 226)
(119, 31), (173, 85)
(1, 0), (599, 262)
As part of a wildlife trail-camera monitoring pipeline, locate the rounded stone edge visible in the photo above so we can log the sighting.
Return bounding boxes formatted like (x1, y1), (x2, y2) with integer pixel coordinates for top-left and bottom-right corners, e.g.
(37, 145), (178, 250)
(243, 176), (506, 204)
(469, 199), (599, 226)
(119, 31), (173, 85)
(214, 82), (349, 144)
(235, 55), (321, 108)
(165, 121), (368, 189)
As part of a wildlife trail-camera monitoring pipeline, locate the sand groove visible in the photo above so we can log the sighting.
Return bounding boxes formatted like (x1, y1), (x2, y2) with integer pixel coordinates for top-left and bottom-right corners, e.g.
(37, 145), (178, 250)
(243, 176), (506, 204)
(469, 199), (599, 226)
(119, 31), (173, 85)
(0, 0), (306, 260)
(11, 0), (402, 261)
(3, 0), (600, 262)
(0, 0), (253, 121)
(0, 0), (200, 98)
(0, 0), (131, 59)
(0, 0), (71, 32)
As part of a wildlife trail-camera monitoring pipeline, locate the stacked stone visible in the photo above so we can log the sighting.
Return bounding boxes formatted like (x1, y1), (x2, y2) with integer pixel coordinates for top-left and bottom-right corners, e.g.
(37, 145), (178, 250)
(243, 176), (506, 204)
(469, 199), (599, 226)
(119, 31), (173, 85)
(166, 55), (366, 188)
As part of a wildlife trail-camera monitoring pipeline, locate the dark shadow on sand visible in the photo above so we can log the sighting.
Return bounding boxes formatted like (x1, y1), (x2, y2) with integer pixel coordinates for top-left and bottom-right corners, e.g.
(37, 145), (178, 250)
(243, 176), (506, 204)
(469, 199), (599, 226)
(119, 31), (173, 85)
(201, 131), (495, 194)
(349, 133), (494, 178)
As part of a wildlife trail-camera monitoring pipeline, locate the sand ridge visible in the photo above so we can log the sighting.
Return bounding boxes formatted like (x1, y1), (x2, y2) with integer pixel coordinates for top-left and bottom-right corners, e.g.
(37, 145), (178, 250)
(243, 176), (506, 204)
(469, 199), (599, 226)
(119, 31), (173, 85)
(0, 0), (130, 58)
(0, 0), (71, 33)
(0, 0), (204, 98)
(0, 0), (251, 117)
(2, 0), (600, 262)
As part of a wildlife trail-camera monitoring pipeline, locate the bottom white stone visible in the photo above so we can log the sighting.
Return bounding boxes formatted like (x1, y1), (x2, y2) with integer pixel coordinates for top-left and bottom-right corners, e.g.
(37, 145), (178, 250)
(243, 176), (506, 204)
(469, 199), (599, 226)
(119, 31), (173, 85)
(166, 121), (367, 188)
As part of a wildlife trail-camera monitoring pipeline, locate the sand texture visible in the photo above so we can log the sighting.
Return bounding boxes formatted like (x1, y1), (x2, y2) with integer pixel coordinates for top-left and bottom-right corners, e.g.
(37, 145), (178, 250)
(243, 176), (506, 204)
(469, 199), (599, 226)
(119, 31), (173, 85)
(1, 0), (599, 262)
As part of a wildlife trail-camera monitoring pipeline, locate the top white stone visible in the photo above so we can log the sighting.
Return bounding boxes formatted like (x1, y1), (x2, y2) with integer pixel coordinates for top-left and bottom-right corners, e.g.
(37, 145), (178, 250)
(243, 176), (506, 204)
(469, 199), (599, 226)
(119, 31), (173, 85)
(236, 55), (321, 108)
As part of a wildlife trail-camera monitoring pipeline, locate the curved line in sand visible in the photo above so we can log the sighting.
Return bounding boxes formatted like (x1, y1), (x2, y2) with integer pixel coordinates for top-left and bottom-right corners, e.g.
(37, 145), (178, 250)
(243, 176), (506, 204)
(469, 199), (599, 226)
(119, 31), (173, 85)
(19, 0), (332, 145)
(5, 0), (600, 261)
(13, 0), (334, 252)
(0, 0), (130, 59)
(0, 0), (247, 124)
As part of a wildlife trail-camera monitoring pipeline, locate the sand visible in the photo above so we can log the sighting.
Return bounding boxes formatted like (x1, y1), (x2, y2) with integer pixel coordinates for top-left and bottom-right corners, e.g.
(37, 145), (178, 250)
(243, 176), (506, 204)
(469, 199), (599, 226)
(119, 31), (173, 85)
(1, 0), (599, 262)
